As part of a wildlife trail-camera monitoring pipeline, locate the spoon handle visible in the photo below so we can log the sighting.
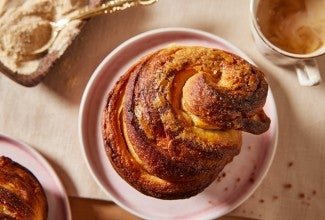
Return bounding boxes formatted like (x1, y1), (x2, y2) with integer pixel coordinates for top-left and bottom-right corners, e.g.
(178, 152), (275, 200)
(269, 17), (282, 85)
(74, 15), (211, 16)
(70, 0), (147, 21)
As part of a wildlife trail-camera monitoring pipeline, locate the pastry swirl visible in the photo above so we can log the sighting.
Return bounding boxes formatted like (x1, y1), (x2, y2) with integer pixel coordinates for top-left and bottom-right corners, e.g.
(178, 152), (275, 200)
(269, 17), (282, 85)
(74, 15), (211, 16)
(102, 46), (270, 199)
(0, 156), (48, 220)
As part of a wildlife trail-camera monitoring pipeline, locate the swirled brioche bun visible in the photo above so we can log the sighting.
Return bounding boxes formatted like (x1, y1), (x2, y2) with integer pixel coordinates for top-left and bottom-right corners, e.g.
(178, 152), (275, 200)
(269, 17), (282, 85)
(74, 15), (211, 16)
(0, 156), (48, 220)
(102, 46), (270, 199)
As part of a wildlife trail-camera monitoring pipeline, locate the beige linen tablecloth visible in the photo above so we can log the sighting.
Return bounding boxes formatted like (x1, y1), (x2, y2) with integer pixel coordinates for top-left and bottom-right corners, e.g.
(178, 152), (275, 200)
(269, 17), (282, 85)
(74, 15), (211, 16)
(1, 0), (324, 219)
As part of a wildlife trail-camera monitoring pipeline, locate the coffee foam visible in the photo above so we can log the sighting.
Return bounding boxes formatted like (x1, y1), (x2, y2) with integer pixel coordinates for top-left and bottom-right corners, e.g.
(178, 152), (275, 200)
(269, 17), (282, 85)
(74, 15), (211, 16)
(257, 0), (325, 54)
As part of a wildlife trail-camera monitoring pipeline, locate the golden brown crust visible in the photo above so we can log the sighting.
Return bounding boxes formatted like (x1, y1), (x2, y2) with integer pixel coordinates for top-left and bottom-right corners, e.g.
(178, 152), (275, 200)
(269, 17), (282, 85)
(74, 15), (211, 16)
(0, 156), (48, 220)
(102, 46), (270, 199)
(181, 53), (270, 134)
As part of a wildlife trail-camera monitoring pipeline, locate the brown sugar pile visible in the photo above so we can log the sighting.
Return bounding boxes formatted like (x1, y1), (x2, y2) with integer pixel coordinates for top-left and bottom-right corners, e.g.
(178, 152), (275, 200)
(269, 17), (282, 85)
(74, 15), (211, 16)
(0, 0), (87, 75)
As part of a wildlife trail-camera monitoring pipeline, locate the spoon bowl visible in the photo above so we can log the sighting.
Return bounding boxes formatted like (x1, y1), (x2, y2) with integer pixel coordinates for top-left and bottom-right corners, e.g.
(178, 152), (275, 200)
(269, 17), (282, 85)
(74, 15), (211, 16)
(32, 0), (158, 55)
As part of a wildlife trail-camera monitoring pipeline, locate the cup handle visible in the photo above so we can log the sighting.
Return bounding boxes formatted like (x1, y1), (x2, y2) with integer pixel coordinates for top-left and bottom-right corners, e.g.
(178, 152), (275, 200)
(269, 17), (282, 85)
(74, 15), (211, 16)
(295, 59), (321, 86)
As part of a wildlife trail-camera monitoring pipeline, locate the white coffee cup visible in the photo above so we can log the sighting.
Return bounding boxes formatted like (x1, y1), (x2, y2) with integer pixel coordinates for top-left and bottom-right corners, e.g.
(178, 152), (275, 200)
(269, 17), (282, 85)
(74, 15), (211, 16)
(250, 0), (325, 86)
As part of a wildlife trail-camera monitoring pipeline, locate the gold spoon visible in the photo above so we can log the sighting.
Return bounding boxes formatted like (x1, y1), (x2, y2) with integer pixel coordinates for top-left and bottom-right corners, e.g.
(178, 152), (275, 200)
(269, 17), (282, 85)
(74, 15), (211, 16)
(32, 0), (158, 55)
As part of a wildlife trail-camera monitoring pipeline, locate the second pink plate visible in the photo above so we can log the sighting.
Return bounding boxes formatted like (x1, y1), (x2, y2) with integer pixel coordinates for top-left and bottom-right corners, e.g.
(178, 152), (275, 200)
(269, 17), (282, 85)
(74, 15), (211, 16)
(79, 27), (278, 220)
(0, 133), (71, 220)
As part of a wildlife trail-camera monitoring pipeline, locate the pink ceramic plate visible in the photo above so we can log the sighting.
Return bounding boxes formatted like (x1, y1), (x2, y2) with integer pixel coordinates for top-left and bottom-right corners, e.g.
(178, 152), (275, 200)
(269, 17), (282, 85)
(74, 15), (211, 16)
(0, 133), (71, 220)
(79, 27), (278, 219)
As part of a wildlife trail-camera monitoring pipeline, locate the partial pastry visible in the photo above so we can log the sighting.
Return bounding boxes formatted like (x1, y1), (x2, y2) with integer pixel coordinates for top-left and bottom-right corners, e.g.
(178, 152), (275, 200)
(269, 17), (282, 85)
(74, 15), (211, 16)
(0, 0), (101, 86)
(102, 45), (271, 200)
(0, 156), (48, 220)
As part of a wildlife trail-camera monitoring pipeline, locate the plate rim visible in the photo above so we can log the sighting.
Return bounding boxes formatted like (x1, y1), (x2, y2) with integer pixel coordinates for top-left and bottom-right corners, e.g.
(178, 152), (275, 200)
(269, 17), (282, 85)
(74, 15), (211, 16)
(78, 27), (279, 219)
(0, 133), (72, 220)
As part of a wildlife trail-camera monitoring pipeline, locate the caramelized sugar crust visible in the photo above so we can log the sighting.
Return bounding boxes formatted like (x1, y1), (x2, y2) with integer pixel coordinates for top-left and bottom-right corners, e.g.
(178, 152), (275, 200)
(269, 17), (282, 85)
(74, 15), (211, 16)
(0, 156), (48, 220)
(102, 46), (270, 199)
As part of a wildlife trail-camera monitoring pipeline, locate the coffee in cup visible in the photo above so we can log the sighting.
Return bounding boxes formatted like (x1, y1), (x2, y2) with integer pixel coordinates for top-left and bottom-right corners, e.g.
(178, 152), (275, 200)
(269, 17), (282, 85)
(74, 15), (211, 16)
(250, 0), (325, 86)
(257, 0), (325, 55)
